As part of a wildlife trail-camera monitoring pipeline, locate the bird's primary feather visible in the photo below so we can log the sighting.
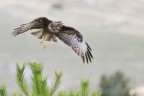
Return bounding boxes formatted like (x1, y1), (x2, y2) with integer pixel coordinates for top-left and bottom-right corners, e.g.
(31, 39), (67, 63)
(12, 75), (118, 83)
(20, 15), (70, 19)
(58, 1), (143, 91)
(12, 17), (51, 37)
(12, 23), (34, 36)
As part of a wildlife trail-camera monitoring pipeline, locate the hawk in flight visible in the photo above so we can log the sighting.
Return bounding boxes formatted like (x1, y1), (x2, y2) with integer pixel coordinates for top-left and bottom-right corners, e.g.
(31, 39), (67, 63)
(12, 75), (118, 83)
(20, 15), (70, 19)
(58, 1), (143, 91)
(12, 17), (93, 63)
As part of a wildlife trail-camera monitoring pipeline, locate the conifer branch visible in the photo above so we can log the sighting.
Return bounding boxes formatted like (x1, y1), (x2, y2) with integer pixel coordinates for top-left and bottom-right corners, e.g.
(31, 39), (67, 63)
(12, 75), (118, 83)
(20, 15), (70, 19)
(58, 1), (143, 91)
(50, 71), (63, 96)
(30, 62), (44, 96)
(40, 76), (50, 96)
(16, 64), (29, 96)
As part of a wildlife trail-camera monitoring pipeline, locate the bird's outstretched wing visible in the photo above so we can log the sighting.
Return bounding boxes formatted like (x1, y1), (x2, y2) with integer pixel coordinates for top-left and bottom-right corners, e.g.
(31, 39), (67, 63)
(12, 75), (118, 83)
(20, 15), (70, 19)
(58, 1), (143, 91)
(12, 17), (49, 36)
(56, 26), (93, 63)
(12, 22), (38, 36)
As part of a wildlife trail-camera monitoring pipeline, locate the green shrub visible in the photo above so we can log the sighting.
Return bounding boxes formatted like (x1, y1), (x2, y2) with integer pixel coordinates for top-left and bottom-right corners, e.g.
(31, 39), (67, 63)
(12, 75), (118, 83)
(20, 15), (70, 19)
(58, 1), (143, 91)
(99, 71), (130, 96)
(0, 61), (101, 96)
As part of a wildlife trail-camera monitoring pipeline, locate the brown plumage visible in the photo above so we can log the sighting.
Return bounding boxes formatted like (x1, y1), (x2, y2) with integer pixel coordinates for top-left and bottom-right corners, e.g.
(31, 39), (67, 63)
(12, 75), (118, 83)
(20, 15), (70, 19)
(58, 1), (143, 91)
(12, 17), (93, 63)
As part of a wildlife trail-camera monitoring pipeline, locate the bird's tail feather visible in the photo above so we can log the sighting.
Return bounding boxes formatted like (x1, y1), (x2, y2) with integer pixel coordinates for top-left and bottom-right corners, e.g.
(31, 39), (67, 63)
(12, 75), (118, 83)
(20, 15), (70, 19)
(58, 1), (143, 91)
(31, 30), (43, 39)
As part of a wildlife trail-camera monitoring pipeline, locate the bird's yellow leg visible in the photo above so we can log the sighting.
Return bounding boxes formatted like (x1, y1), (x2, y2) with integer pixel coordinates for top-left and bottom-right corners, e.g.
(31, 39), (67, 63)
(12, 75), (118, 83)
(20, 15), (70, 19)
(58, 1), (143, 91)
(43, 41), (48, 49)
(40, 36), (45, 44)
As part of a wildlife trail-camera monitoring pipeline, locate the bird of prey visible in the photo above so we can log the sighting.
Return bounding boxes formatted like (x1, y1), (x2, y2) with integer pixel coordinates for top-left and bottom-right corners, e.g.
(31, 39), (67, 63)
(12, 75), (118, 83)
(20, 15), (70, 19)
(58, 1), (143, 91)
(12, 17), (93, 63)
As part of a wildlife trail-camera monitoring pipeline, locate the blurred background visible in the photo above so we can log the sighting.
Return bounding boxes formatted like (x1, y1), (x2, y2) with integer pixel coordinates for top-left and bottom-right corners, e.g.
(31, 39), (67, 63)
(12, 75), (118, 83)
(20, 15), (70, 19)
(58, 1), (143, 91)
(0, 0), (144, 95)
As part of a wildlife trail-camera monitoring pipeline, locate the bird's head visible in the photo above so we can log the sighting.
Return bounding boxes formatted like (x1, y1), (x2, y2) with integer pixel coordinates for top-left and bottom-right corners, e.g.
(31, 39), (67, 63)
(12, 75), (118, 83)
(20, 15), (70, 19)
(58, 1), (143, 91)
(48, 21), (63, 33)
(55, 21), (63, 28)
(30, 17), (51, 29)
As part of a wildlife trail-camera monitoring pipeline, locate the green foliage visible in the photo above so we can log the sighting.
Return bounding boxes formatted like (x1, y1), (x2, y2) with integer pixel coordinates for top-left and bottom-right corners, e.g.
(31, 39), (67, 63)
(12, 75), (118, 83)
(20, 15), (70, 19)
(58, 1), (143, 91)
(16, 63), (29, 96)
(30, 62), (50, 96)
(92, 91), (102, 96)
(50, 71), (63, 96)
(0, 85), (7, 96)
(80, 79), (89, 96)
(0, 61), (101, 96)
(99, 71), (130, 96)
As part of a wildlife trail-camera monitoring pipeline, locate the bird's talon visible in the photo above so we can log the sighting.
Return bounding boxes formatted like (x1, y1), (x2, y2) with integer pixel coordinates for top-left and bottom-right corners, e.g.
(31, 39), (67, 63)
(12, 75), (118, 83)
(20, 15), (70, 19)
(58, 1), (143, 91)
(40, 36), (45, 44)
(43, 42), (48, 49)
